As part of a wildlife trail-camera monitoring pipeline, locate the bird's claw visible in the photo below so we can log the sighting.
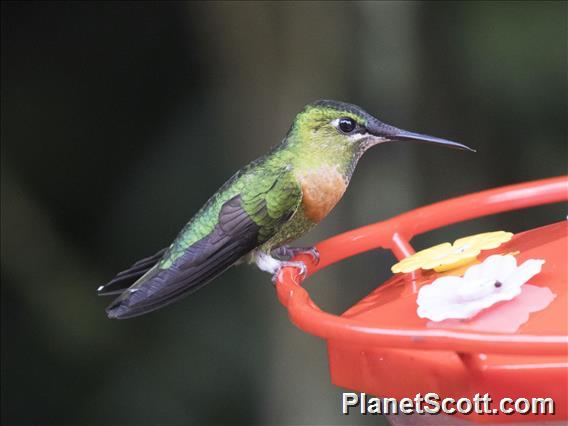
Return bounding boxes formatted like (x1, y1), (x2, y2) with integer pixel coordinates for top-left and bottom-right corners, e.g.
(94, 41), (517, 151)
(272, 246), (320, 265)
(302, 247), (320, 265)
(271, 260), (307, 285)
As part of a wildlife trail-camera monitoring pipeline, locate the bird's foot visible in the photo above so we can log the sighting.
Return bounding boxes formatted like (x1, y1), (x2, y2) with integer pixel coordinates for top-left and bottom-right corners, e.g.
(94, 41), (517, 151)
(254, 251), (307, 285)
(270, 260), (307, 285)
(271, 245), (320, 265)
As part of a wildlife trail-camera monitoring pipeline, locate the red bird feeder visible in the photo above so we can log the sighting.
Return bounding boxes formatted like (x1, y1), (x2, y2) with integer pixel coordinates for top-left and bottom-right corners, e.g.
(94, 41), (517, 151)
(276, 176), (567, 424)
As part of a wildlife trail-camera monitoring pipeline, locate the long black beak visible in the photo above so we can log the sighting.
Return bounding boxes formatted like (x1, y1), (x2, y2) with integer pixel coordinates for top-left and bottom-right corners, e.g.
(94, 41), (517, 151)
(368, 119), (475, 152)
(391, 129), (475, 152)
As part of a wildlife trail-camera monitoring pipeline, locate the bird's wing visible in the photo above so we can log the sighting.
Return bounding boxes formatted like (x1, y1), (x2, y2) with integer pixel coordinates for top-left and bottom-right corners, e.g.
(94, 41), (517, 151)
(104, 168), (302, 319)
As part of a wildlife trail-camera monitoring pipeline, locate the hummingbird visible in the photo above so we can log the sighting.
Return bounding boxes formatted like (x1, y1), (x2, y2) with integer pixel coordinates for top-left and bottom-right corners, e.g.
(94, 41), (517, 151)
(98, 100), (473, 319)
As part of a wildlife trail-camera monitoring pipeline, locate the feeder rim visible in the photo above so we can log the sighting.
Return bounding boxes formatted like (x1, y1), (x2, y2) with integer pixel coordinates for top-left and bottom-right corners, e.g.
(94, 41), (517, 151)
(275, 176), (568, 355)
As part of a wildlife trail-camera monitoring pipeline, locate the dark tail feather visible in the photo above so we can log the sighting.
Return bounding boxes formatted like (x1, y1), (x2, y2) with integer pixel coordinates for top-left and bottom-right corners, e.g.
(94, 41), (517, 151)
(105, 194), (262, 319)
(104, 237), (250, 319)
(97, 248), (167, 296)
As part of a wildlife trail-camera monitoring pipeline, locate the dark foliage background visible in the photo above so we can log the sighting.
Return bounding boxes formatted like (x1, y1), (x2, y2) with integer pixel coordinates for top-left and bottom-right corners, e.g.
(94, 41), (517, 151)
(1, 1), (566, 425)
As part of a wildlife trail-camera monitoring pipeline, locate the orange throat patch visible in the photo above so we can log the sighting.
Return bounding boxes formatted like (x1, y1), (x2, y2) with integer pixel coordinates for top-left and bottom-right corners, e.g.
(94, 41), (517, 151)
(296, 165), (347, 223)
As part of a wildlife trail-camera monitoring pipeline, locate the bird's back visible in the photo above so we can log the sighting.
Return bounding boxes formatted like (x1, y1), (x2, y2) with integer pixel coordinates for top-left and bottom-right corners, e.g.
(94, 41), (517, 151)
(101, 149), (304, 318)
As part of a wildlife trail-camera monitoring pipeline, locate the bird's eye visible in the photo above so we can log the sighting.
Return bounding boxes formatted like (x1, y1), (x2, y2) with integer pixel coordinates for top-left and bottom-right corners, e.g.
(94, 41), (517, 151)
(338, 117), (356, 133)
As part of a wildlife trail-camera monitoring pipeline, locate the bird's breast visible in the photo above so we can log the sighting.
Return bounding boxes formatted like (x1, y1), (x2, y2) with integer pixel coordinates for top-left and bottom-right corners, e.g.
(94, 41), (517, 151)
(296, 165), (347, 223)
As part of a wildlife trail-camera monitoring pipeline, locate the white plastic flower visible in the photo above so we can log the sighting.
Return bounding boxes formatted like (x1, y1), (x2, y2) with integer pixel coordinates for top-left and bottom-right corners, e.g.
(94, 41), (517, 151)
(417, 254), (545, 321)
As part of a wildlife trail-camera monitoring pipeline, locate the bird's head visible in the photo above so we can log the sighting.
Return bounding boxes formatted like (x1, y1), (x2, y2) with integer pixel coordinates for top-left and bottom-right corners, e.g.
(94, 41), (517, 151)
(290, 100), (474, 156)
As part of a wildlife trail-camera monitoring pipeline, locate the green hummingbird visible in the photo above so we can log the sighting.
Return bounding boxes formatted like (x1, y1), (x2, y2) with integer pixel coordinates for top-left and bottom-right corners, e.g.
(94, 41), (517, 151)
(98, 100), (473, 319)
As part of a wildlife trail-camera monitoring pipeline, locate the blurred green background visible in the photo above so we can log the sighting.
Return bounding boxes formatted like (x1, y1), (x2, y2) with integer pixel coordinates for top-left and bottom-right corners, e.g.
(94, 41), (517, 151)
(1, 1), (566, 425)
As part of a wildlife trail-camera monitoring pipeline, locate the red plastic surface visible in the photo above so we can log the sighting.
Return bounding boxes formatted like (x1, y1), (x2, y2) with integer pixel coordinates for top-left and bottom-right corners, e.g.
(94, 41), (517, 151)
(275, 176), (568, 423)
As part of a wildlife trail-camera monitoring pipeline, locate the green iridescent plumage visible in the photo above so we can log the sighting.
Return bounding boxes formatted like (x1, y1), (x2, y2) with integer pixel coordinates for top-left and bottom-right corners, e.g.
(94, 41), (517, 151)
(100, 99), (472, 319)
(159, 150), (302, 269)
(159, 102), (368, 270)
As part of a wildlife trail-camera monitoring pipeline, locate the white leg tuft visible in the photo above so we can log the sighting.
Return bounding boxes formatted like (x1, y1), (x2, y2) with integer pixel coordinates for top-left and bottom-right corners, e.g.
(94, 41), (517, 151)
(253, 250), (307, 284)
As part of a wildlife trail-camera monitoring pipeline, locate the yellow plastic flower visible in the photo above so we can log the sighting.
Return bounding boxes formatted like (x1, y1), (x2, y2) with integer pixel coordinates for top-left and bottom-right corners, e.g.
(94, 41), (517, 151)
(391, 231), (513, 273)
